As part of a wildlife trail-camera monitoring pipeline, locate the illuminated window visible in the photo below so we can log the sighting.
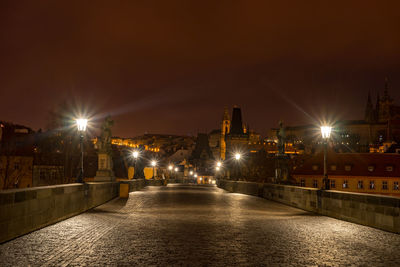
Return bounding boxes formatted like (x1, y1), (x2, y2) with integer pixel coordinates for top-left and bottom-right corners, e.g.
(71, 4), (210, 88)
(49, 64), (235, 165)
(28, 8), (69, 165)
(369, 181), (375, 189)
(330, 165), (337, 171)
(313, 180), (318, 188)
(393, 182), (399, 190)
(357, 180), (364, 189)
(382, 181), (388, 190)
(345, 165), (352, 171)
(368, 166), (375, 172)
(312, 165), (319, 171)
(330, 180), (335, 188)
(342, 180), (349, 189)
(386, 166), (394, 172)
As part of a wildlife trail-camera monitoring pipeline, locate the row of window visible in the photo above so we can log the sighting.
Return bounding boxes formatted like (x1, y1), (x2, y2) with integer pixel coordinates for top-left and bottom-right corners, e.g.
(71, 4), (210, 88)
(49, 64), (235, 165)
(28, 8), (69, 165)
(311, 165), (394, 172)
(301, 179), (400, 190)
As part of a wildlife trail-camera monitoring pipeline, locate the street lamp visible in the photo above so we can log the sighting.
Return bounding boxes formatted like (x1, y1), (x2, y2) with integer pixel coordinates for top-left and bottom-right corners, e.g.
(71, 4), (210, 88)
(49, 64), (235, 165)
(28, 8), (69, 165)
(234, 153), (242, 180)
(132, 150), (139, 178)
(321, 125), (332, 190)
(76, 118), (88, 183)
(151, 160), (157, 179)
(168, 164), (173, 179)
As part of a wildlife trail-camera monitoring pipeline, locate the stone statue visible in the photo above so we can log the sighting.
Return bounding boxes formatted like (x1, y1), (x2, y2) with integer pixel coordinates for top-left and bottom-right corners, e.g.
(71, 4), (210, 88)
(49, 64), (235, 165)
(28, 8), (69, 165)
(277, 121), (286, 155)
(98, 116), (114, 153)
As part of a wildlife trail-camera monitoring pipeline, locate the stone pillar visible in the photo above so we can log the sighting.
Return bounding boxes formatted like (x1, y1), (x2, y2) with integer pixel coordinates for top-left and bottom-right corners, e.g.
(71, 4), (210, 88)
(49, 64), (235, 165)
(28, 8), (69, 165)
(94, 152), (115, 182)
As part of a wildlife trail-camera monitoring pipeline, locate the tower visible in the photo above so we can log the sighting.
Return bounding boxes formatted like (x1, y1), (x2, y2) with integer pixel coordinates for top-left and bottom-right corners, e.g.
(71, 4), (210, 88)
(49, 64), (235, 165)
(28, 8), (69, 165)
(230, 105), (244, 135)
(220, 107), (230, 160)
(378, 78), (394, 122)
(364, 91), (374, 123)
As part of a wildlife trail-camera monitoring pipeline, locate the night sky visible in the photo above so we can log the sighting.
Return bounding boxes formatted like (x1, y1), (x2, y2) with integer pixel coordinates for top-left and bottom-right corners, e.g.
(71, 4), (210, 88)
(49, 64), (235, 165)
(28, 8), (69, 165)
(1, 1), (399, 137)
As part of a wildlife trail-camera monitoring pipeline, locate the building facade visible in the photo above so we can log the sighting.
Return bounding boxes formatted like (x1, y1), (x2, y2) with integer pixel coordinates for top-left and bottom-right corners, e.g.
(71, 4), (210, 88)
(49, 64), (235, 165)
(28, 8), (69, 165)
(292, 152), (400, 196)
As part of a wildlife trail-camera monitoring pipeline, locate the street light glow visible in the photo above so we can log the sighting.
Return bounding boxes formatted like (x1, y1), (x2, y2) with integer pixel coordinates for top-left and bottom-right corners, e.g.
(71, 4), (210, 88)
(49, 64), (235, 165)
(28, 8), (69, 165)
(132, 151), (139, 159)
(174, 167), (178, 172)
(194, 173), (198, 178)
(216, 166), (220, 171)
(168, 165), (173, 170)
(235, 153), (241, 160)
(217, 161), (222, 167)
(321, 126), (332, 139)
(76, 119), (88, 132)
(189, 171), (194, 175)
(151, 160), (157, 167)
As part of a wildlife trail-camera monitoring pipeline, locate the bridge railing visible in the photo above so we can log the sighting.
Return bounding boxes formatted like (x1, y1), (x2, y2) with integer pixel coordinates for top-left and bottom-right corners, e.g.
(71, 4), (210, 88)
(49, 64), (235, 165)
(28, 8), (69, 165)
(217, 179), (400, 234)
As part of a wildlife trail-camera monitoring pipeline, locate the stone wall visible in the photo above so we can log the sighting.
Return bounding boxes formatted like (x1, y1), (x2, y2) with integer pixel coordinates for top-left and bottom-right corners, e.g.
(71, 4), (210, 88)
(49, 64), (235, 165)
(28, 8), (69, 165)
(0, 182), (119, 243)
(119, 179), (146, 192)
(217, 180), (400, 233)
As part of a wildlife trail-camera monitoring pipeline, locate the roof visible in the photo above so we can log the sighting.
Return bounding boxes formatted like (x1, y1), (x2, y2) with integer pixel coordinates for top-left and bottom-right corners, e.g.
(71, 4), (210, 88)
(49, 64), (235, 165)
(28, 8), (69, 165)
(292, 152), (400, 177)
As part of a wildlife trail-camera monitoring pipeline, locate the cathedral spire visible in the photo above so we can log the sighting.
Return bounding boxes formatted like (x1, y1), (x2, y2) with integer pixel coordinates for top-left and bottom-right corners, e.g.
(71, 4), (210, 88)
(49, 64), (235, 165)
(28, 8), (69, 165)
(365, 91), (374, 123)
(384, 77), (389, 97)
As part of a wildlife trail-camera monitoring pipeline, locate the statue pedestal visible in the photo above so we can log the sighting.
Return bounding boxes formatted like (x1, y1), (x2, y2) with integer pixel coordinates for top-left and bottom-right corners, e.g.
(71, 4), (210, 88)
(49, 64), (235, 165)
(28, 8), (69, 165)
(94, 152), (115, 182)
(275, 154), (289, 183)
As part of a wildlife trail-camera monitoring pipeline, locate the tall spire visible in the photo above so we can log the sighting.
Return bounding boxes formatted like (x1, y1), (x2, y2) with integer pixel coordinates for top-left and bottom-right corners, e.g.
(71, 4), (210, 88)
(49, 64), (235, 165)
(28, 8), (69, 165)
(375, 92), (380, 122)
(384, 77), (389, 97)
(223, 106), (230, 121)
(365, 91), (373, 122)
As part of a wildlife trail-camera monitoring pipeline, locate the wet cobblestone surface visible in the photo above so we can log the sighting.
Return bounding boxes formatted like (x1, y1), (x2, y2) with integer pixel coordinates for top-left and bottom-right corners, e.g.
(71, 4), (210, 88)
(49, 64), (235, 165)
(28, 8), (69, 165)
(1, 184), (400, 266)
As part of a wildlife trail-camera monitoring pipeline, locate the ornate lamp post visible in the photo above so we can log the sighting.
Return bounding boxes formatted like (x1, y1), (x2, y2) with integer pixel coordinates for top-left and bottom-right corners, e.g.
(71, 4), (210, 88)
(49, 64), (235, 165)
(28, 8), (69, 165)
(215, 161), (222, 179)
(132, 151), (139, 178)
(168, 164), (173, 179)
(151, 160), (157, 179)
(76, 118), (88, 183)
(234, 153), (241, 180)
(321, 126), (332, 190)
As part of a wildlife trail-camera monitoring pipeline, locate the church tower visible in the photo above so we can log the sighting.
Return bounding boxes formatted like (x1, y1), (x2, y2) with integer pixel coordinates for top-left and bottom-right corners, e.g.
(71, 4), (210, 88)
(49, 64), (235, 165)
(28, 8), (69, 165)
(378, 78), (394, 122)
(364, 91), (374, 123)
(220, 107), (230, 160)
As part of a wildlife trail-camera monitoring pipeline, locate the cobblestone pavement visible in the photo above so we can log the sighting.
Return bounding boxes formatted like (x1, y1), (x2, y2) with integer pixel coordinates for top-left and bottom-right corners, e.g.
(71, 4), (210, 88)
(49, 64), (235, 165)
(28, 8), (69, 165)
(1, 184), (400, 266)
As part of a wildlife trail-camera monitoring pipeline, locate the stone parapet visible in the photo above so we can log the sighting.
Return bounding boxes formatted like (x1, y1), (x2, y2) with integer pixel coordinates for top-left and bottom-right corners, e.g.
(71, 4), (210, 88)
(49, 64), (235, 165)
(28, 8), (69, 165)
(0, 182), (119, 243)
(217, 180), (400, 233)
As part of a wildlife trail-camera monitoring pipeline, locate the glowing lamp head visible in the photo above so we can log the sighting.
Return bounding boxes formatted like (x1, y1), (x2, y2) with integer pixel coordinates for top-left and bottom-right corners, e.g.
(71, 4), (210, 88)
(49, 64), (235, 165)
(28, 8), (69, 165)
(194, 173), (198, 178)
(217, 161), (222, 167)
(216, 166), (220, 171)
(151, 160), (157, 167)
(76, 119), (88, 132)
(168, 165), (173, 170)
(174, 167), (178, 172)
(321, 126), (332, 139)
(235, 153), (241, 160)
(189, 171), (193, 175)
(132, 151), (139, 159)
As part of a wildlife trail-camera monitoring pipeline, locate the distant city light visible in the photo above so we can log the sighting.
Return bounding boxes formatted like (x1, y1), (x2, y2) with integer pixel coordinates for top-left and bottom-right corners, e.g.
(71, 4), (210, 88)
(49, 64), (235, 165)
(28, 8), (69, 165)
(151, 160), (157, 167)
(168, 165), (173, 170)
(217, 161), (222, 167)
(174, 167), (178, 172)
(216, 166), (220, 171)
(235, 153), (241, 160)
(190, 171), (194, 175)
(132, 151), (139, 159)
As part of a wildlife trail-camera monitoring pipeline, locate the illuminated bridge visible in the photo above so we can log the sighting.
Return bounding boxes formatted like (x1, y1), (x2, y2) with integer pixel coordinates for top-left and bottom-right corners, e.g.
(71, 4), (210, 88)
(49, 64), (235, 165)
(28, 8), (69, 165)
(1, 183), (400, 266)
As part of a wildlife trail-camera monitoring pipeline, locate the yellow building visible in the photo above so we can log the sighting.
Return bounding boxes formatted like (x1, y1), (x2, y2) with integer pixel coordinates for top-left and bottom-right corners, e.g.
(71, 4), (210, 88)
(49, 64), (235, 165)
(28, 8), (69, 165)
(292, 152), (400, 197)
